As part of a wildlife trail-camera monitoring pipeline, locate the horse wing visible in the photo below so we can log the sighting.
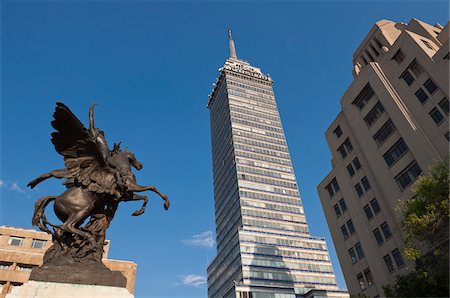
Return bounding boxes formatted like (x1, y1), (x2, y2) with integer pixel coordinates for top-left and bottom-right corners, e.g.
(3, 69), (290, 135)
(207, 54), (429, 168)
(50, 102), (118, 196)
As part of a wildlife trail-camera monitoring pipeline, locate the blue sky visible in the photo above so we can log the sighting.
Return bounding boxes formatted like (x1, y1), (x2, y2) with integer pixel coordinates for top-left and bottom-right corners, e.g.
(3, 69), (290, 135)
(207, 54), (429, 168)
(1, 1), (448, 297)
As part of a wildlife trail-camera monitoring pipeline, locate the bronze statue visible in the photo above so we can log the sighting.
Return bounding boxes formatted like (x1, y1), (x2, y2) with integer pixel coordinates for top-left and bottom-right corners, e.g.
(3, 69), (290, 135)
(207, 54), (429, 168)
(27, 102), (170, 286)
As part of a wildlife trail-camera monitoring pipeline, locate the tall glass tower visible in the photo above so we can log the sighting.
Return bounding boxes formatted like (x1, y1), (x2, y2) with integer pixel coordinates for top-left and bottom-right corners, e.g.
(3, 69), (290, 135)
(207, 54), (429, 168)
(207, 31), (346, 298)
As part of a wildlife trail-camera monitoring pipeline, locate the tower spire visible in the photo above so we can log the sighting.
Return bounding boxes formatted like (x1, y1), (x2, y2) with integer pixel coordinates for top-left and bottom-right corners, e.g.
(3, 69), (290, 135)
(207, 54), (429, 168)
(228, 29), (237, 59)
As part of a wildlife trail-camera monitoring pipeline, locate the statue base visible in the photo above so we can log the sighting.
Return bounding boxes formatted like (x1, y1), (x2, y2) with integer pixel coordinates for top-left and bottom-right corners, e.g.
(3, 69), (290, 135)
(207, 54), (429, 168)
(6, 281), (133, 297)
(29, 261), (127, 288)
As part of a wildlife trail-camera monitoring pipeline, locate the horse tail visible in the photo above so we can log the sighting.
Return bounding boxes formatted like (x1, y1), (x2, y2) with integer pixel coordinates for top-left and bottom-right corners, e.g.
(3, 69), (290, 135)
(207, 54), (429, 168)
(32, 196), (56, 234)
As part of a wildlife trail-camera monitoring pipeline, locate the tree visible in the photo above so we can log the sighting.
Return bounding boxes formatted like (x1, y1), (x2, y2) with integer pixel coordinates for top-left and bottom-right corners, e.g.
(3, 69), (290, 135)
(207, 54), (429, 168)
(384, 160), (449, 297)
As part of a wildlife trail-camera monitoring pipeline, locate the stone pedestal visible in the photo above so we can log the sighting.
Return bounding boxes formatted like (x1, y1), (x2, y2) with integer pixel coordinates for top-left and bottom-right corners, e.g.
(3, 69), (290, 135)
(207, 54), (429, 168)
(6, 281), (134, 297)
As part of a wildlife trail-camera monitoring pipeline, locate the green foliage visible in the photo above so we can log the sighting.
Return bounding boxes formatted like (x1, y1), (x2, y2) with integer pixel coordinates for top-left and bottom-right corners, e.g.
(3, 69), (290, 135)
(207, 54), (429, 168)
(384, 160), (449, 297)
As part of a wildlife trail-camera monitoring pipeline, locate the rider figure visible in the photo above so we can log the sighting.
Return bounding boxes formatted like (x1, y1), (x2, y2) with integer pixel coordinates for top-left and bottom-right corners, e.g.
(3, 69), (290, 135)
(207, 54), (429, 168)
(89, 104), (127, 192)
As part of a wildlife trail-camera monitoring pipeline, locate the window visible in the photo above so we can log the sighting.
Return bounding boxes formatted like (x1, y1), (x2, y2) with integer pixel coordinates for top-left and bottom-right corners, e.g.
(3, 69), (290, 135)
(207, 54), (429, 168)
(370, 198), (381, 214)
(364, 102), (385, 127)
(331, 178), (340, 192)
(347, 219), (355, 235)
(364, 269), (374, 286)
(401, 70), (415, 86)
(355, 242), (365, 259)
(383, 138), (409, 167)
(384, 254), (395, 272)
(347, 164), (355, 177)
(341, 225), (349, 240)
(334, 204), (341, 217)
(355, 183), (364, 197)
(373, 120), (396, 146)
(353, 157), (361, 170)
(380, 222), (392, 239)
(409, 60), (423, 77)
(16, 265), (33, 272)
(338, 146), (347, 159)
(0, 262), (12, 270)
(392, 49), (405, 64)
(429, 108), (444, 124)
(31, 239), (46, 249)
(373, 228), (384, 245)
(392, 248), (405, 268)
(364, 205), (374, 220)
(8, 237), (23, 246)
(446, 132), (449, 141)
(333, 126), (343, 138)
(424, 79), (438, 95)
(339, 199), (347, 212)
(373, 37), (382, 48)
(444, 52), (450, 60)
(326, 184), (334, 198)
(349, 248), (358, 264)
(415, 88), (429, 104)
(439, 98), (449, 115)
(361, 176), (371, 191)
(338, 138), (353, 159)
(353, 84), (375, 110)
(357, 273), (367, 290)
(421, 39), (434, 50)
(395, 161), (422, 190)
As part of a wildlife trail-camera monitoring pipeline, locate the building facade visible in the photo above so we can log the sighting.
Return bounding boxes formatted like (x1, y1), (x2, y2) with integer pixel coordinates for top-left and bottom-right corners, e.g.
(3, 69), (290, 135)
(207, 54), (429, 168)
(317, 19), (449, 297)
(0, 226), (137, 297)
(207, 31), (347, 298)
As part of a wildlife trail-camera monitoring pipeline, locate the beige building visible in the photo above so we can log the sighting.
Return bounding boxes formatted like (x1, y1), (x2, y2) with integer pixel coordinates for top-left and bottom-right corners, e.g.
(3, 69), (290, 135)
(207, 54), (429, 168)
(317, 18), (449, 297)
(0, 226), (137, 297)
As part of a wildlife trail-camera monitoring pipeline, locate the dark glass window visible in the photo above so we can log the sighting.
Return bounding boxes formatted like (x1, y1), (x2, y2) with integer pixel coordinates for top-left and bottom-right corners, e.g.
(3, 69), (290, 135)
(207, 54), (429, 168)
(364, 269), (374, 286)
(384, 254), (395, 272)
(349, 248), (358, 264)
(333, 125), (343, 138)
(344, 139), (353, 152)
(357, 273), (367, 290)
(347, 164), (355, 177)
(364, 205), (374, 220)
(370, 198), (381, 214)
(353, 157), (361, 170)
(339, 198), (347, 212)
(334, 204), (341, 217)
(380, 222), (392, 238)
(341, 225), (349, 240)
(364, 102), (385, 127)
(373, 120), (396, 146)
(338, 145), (347, 159)
(395, 162), (422, 190)
(401, 71), (414, 86)
(424, 79), (438, 95)
(355, 183), (364, 197)
(410, 60), (423, 77)
(331, 178), (340, 193)
(361, 176), (371, 191)
(347, 219), (355, 235)
(422, 39), (434, 50)
(415, 88), (429, 104)
(373, 228), (384, 245)
(353, 84), (375, 110)
(429, 108), (444, 124)
(392, 49), (405, 64)
(383, 138), (409, 167)
(365, 49), (374, 62)
(392, 249), (405, 268)
(439, 98), (449, 115)
(355, 242), (365, 259)
(373, 37), (382, 48)
(369, 44), (379, 57)
(326, 184), (334, 198)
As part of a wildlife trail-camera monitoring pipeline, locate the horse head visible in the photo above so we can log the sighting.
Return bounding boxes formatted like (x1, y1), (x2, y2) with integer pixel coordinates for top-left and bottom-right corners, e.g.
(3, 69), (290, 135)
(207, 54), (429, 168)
(124, 147), (143, 170)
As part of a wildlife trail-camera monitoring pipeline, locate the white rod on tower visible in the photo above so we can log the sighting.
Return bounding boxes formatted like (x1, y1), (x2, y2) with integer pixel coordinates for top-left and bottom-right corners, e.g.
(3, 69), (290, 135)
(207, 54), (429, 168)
(228, 29), (237, 59)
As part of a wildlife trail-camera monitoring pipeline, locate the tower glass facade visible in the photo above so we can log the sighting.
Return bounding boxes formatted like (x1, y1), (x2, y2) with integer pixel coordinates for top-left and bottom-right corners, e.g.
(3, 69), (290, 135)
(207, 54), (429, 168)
(207, 32), (345, 298)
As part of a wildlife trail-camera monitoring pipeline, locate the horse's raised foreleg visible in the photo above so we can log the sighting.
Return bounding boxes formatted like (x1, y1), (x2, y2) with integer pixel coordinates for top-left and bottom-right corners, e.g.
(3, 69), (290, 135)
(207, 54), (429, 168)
(128, 184), (170, 210)
(122, 194), (148, 216)
(27, 169), (69, 189)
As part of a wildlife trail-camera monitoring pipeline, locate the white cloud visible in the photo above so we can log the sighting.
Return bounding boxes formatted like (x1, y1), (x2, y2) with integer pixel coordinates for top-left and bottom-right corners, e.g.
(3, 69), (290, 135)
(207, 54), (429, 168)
(181, 231), (214, 248)
(10, 182), (25, 193)
(181, 275), (207, 288)
(0, 180), (4, 188)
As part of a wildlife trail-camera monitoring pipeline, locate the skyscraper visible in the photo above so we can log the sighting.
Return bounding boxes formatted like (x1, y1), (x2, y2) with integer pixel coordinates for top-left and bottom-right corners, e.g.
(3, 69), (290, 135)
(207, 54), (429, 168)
(206, 30), (347, 298)
(317, 19), (448, 297)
